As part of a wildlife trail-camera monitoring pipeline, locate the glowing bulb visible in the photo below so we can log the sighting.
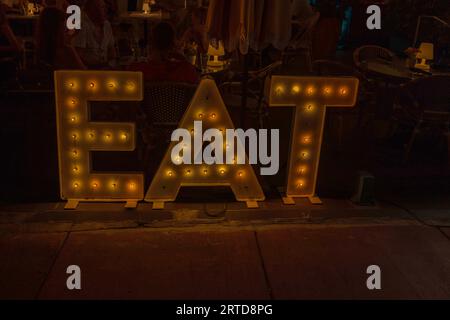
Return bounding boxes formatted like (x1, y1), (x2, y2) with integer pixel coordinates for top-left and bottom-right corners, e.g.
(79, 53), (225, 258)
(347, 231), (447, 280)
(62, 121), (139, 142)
(121, 133), (128, 141)
(203, 169), (208, 175)
(220, 169), (226, 175)
(167, 170), (173, 177)
(211, 113), (217, 120)
(306, 104), (314, 112)
(112, 183), (117, 189)
(126, 82), (135, 91)
(89, 82), (95, 88)
(72, 134), (78, 140)
(71, 99), (76, 105)
(89, 132), (95, 139)
(198, 113), (204, 119)
(323, 87), (332, 95)
(302, 136), (311, 144)
(70, 116), (76, 123)
(128, 182), (137, 191)
(275, 85), (285, 95)
(108, 83), (115, 88)
(69, 82), (75, 88)
(73, 166), (79, 173)
(238, 171), (244, 178)
(292, 85), (301, 94)
(340, 87), (348, 96)
(73, 182), (79, 189)
(301, 152), (309, 159)
(92, 182), (99, 189)
(186, 169), (191, 176)
(105, 133), (111, 140)
(306, 86), (315, 96)
(72, 149), (78, 157)
(298, 167), (306, 174)
(296, 180), (305, 188)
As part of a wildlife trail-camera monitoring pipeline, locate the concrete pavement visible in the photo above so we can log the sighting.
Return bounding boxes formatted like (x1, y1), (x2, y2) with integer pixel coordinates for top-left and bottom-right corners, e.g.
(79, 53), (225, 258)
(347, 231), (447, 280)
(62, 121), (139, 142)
(1, 199), (449, 300)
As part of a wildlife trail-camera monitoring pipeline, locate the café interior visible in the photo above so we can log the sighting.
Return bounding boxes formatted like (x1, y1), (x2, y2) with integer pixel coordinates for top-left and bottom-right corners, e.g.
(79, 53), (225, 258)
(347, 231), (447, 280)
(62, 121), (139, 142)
(0, 0), (449, 209)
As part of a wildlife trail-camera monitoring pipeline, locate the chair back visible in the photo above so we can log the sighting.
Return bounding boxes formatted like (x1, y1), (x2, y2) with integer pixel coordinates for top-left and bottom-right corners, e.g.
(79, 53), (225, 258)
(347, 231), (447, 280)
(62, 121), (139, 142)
(313, 60), (364, 79)
(353, 45), (395, 69)
(141, 82), (197, 126)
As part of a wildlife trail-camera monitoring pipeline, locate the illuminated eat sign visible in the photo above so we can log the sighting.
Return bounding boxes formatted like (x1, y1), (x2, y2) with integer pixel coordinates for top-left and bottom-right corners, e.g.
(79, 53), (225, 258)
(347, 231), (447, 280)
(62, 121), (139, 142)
(269, 76), (359, 204)
(55, 71), (358, 209)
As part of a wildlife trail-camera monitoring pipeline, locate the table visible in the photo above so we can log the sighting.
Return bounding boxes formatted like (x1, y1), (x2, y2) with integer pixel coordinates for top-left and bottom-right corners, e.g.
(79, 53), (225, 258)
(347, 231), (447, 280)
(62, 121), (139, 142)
(119, 11), (170, 54)
(363, 59), (450, 83)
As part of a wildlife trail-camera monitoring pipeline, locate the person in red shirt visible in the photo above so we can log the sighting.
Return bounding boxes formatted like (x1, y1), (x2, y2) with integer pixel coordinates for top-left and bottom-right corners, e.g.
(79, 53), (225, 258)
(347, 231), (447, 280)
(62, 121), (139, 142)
(128, 21), (200, 84)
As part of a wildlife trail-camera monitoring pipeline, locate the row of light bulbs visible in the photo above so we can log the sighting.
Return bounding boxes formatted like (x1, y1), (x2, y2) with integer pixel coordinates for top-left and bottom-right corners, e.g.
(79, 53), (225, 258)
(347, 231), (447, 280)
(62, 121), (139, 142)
(66, 80), (137, 93)
(275, 84), (349, 97)
(72, 180), (138, 192)
(165, 167), (246, 178)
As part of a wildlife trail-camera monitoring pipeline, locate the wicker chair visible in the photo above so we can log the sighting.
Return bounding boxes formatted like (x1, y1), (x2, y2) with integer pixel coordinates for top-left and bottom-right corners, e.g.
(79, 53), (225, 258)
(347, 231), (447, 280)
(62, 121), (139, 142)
(219, 61), (283, 129)
(138, 82), (197, 161)
(393, 76), (450, 163)
(353, 45), (395, 70)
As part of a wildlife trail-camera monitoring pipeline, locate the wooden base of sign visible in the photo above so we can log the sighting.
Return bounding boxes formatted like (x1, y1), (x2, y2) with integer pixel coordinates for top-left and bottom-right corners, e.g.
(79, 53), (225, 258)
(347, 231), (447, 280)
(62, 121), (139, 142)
(152, 202), (165, 210)
(246, 201), (259, 209)
(125, 201), (138, 209)
(64, 200), (140, 210)
(65, 200), (79, 210)
(308, 196), (323, 205)
(282, 197), (296, 205)
(281, 195), (323, 205)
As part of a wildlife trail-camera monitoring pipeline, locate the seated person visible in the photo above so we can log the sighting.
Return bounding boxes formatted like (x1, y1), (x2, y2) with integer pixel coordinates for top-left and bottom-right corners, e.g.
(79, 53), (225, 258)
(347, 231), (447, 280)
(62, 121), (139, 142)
(128, 22), (200, 84)
(0, 2), (23, 57)
(36, 7), (85, 69)
(181, 7), (208, 54)
(72, 0), (116, 68)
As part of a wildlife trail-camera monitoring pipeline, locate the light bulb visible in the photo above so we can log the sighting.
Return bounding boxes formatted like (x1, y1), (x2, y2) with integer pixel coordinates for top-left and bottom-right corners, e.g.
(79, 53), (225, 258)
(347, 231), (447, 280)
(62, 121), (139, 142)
(275, 85), (285, 95)
(306, 86), (315, 96)
(211, 113), (217, 120)
(340, 87), (348, 96)
(128, 182), (137, 191)
(292, 85), (301, 94)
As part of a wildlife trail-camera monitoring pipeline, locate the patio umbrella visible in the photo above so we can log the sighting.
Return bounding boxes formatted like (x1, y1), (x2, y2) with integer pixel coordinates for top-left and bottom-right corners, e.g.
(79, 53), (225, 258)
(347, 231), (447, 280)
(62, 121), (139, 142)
(206, 0), (292, 54)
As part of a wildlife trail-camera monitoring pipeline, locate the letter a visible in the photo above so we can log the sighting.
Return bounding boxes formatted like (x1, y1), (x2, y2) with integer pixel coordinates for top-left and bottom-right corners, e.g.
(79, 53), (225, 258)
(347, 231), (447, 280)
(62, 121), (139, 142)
(66, 5), (81, 30)
(366, 265), (381, 290)
(366, 5), (381, 30)
(145, 78), (265, 209)
(66, 265), (81, 290)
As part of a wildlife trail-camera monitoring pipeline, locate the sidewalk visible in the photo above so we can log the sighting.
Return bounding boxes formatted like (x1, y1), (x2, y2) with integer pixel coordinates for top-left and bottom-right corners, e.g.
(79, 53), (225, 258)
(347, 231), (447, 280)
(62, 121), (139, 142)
(1, 199), (449, 300)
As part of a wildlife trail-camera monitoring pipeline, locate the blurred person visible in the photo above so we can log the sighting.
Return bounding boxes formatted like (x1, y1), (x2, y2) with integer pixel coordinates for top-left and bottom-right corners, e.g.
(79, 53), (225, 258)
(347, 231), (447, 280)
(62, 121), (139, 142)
(291, 0), (314, 22)
(0, 2), (23, 57)
(36, 6), (85, 69)
(181, 7), (208, 54)
(73, 0), (116, 67)
(128, 21), (199, 83)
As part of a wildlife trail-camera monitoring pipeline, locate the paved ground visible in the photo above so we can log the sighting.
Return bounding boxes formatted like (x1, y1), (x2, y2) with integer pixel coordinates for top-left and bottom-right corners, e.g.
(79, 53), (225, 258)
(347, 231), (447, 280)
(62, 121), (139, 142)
(0, 199), (449, 300)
